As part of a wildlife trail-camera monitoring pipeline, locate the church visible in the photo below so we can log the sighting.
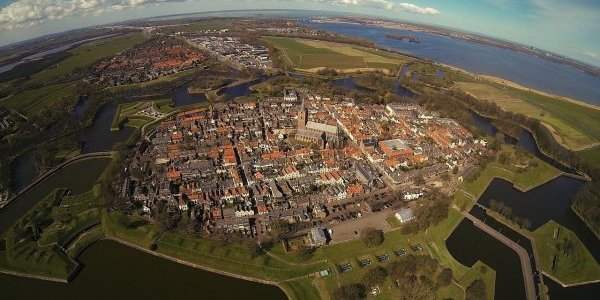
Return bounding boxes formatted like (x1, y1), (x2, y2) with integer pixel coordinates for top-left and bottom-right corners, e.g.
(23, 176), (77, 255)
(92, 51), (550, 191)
(295, 98), (341, 149)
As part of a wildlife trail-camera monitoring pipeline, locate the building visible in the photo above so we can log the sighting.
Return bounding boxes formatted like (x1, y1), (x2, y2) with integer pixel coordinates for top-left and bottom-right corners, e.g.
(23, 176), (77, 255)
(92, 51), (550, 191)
(295, 97), (340, 148)
(395, 208), (416, 224)
(307, 227), (328, 247)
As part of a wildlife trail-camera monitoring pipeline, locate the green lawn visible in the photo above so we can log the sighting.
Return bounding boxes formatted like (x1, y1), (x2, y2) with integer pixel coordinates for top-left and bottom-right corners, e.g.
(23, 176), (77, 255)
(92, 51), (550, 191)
(577, 146), (600, 168)
(280, 278), (322, 300)
(532, 221), (600, 285)
(101, 211), (159, 249)
(456, 145), (560, 211)
(458, 261), (496, 300)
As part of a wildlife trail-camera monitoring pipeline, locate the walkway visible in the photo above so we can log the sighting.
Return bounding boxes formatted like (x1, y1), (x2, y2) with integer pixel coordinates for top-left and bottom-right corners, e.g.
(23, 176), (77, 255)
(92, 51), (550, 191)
(463, 212), (537, 300)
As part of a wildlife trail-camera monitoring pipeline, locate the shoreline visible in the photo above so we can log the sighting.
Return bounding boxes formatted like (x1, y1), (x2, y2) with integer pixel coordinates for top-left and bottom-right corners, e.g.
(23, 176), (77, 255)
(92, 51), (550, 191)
(439, 62), (600, 112)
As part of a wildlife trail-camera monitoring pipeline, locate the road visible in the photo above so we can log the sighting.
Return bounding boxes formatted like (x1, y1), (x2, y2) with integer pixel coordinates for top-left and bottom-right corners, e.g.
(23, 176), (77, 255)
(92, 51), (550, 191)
(463, 212), (537, 300)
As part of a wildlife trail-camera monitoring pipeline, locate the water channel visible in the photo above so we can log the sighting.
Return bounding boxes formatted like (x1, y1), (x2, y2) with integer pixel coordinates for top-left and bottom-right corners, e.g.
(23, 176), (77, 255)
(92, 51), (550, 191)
(0, 240), (286, 300)
(445, 114), (600, 299)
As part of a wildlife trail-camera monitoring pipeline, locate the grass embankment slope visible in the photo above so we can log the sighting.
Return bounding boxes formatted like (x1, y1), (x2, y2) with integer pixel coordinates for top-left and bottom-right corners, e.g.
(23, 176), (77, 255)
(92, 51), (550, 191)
(532, 221), (600, 285)
(101, 210), (327, 300)
(263, 36), (411, 74)
(454, 81), (600, 151)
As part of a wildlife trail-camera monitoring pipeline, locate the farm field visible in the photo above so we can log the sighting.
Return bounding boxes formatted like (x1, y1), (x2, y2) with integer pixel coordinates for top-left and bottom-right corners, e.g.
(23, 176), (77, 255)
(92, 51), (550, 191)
(263, 36), (411, 73)
(454, 81), (600, 150)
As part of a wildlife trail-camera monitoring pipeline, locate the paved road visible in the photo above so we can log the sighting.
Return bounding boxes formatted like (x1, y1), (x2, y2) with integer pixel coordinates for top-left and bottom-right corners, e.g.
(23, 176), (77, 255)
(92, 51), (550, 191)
(463, 212), (537, 300)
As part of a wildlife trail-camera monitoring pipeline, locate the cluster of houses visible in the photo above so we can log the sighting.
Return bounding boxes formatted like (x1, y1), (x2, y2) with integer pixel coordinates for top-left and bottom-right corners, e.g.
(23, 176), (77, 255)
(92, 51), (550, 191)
(121, 87), (484, 244)
(0, 108), (16, 133)
(186, 36), (272, 70)
(327, 102), (488, 184)
(88, 38), (206, 86)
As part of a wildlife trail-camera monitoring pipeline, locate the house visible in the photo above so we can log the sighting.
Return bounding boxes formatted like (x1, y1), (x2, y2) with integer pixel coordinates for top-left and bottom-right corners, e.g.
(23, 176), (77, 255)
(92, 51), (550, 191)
(395, 208), (415, 224)
(307, 227), (328, 247)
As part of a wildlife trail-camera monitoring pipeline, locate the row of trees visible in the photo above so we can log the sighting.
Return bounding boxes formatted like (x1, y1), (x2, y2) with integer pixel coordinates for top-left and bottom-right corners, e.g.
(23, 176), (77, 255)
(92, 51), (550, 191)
(488, 199), (533, 230)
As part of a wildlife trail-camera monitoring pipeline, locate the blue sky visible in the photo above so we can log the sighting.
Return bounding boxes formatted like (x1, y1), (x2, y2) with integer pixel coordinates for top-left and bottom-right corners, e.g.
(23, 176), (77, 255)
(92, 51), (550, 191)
(1, 0), (599, 67)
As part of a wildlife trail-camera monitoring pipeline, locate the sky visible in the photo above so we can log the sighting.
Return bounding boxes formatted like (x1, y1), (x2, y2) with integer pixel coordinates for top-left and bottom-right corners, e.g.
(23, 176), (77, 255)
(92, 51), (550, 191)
(0, 0), (599, 67)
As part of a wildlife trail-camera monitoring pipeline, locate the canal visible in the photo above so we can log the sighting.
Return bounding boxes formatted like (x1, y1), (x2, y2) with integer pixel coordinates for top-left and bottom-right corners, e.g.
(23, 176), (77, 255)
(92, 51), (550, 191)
(446, 113), (600, 299)
(0, 240), (286, 300)
(0, 157), (111, 235)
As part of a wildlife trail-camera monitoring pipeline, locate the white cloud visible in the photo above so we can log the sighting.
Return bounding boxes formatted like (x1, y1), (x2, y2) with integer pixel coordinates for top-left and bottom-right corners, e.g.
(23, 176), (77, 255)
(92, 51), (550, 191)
(315, 0), (439, 15)
(0, 0), (440, 31)
(0, 0), (183, 30)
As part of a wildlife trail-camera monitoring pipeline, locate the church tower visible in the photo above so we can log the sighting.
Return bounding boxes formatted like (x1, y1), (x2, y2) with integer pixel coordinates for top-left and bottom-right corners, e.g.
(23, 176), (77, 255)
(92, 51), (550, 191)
(297, 98), (307, 129)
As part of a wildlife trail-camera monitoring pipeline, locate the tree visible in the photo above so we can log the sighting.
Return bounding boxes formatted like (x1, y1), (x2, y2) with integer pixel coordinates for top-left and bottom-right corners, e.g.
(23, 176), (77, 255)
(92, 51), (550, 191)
(360, 228), (384, 247)
(333, 283), (366, 300)
(363, 266), (388, 287)
(436, 268), (453, 287)
(466, 279), (487, 300)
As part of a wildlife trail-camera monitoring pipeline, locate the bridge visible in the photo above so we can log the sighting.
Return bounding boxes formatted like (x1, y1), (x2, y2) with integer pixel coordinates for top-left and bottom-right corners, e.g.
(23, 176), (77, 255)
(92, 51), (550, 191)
(463, 211), (537, 300)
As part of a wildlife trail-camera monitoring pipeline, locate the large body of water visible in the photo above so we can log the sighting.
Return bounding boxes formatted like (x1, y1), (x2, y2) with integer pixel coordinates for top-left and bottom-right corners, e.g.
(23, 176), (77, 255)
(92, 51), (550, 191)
(0, 240), (286, 300)
(309, 22), (600, 106)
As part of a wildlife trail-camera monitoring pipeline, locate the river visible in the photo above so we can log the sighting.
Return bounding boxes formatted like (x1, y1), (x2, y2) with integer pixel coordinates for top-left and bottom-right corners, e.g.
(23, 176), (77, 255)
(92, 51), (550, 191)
(308, 21), (600, 106)
(0, 240), (286, 300)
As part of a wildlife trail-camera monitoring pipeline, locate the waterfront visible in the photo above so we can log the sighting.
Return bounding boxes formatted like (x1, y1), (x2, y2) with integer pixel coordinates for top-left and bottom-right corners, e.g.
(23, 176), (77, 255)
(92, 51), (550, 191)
(309, 21), (600, 106)
(448, 205), (600, 300)
(0, 240), (286, 300)
(0, 157), (111, 235)
(80, 102), (135, 153)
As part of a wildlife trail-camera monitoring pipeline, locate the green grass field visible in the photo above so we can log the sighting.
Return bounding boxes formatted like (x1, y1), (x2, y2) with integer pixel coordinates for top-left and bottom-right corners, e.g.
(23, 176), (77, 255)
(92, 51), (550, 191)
(1, 82), (77, 115)
(30, 33), (147, 84)
(263, 36), (410, 73)
(577, 146), (600, 168)
(455, 145), (561, 211)
(532, 221), (600, 285)
(455, 81), (600, 150)
(111, 99), (175, 131)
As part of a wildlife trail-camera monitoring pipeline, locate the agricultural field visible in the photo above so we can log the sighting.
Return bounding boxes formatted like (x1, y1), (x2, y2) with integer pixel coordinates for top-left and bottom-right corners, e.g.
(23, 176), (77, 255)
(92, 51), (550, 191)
(263, 36), (411, 73)
(454, 81), (600, 150)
